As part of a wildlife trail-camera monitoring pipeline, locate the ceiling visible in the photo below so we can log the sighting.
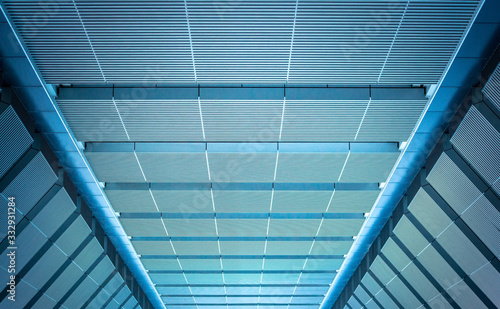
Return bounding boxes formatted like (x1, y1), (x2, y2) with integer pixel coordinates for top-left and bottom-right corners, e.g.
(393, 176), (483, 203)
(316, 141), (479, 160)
(0, 0), (490, 308)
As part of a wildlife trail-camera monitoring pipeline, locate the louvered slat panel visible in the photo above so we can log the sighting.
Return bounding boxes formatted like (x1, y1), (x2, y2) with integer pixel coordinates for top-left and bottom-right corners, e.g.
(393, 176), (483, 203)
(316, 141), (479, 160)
(483, 63), (500, 111)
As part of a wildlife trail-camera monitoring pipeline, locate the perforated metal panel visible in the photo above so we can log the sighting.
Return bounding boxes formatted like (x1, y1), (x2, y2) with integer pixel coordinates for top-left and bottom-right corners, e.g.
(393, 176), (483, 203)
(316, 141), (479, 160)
(356, 100), (427, 142)
(339, 153), (399, 183)
(483, 63), (500, 111)
(58, 99), (129, 141)
(427, 153), (482, 214)
(86, 152), (145, 182)
(137, 153), (210, 182)
(0, 105), (33, 178)
(201, 100), (283, 141)
(451, 105), (500, 186)
(1, 151), (57, 215)
(469, 262), (500, 306)
(407, 189), (451, 238)
(213, 190), (272, 213)
(385, 276), (422, 309)
(275, 153), (347, 183)
(281, 101), (368, 142)
(208, 153), (276, 183)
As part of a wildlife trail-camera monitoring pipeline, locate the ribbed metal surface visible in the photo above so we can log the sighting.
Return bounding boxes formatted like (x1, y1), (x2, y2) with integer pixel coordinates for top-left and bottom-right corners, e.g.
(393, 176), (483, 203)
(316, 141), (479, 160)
(483, 63), (500, 111)
(201, 100), (283, 141)
(447, 281), (487, 309)
(276, 153), (347, 182)
(461, 195), (500, 258)
(1, 152), (57, 214)
(355, 100), (427, 142)
(0, 105), (33, 179)
(407, 189), (451, 238)
(273, 191), (332, 213)
(451, 105), (500, 186)
(400, 262), (439, 302)
(282, 101), (367, 142)
(85, 152), (145, 182)
(329, 191), (379, 213)
(393, 216), (429, 256)
(436, 224), (488, 275)
(339, 152), (399, 183)
(57, 99), (128, 141)
(4, 0), (479, 84)
(470, 263), (500, 307)
(385, 276), (421, 309)
(137, 153), (209, 182)
(427, 152), (482, 214)
(105, 189), (158, 212)
(118, 100), (203, 141)
(380, 238), (410, 272)
(416, 245), (461, 289)
(208, 153), (277, 182)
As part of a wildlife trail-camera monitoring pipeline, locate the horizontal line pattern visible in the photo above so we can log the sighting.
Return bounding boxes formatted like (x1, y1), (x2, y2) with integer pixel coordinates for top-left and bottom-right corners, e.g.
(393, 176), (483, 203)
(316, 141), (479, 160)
(379, 0), (480, 84)
(4, 0), (479, 84)
(483, 63), (500, 111)
(0, 106), (33, 179)
(56, 99), (128, 141)
(281, 100), (368, 142)
(355, 100), (428, 142)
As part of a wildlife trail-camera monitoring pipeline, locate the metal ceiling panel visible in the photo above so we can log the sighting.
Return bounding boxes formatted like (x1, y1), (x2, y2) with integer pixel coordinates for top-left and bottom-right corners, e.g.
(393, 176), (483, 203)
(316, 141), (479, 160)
(31, 188), (76, 237)
(0, 105), (33, 179)
(152, 189), (213, 213)
(264, 259), (305, 270)
(172, 241), (220, 255)
(328, 191), (379, 213)
(380, 238), (411, 272)
(416, 246), (461, 289)
(142, 259), (182, 271)
(281, 101), (368, 142)
(399, 262), (439, 302)
(182, 259), (222, 270)
(106, 189), (157, 213)
(55, 216), (92, 256)
(45, 262), (84, 300)
(22, 245), (67, 290)
(310, 241), (354, 256)
(137, 153), (210, 182)
(303, 259), (344, 271)
(117, 100), (203, 141)
(469, 262), (500, 306)
(460, 195), (500, 257)
(436, 223), (488, 275)
(57, 99), (129, 141)
(317, 219), (365, 237)
(426, 152), (482, 214)
(217, 219), (268, 237)
(207, 153), (277, 183)
(372, 289), (398, 309)
(393, 216), (429, 257)
(201, 100), (283, 141)
(483, 63), (500, 110)
(299, 273), (336, 285)
(355, 100), (427, 142)
(447, 280), (488, 309)
(339, 153), (399, 183)
(132, 241), (175, 256)
(164, 218), (217, 236)
(275, 153), (347, 183)
(222, 259), (263, 271)
(220, 241), (266, 255)
(120, 218), (166, 237)
(369, 256), (396, 286)
(385, 276), (422, 309)
(213, 190), (272, 213)
(266, 241), (313, 256)
(85, 152), (145, 182)
(73, 238), (104, 272)
(268, 219), (321, 237)
(451, 105), (500, 186)
(1, 151), (57, 215)
(407, 189), (451, 239)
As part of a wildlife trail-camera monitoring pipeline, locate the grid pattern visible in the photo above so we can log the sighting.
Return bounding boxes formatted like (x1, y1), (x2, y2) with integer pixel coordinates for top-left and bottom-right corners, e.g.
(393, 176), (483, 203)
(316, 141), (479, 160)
(340, 97), (500, 309)
(0, 103), (146, 308)
(3, 0), (480, 85)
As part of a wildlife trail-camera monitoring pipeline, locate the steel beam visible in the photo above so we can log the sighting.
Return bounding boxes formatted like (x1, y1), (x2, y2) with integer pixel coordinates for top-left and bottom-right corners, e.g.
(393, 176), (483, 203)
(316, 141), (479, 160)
(57, 86), (426, 102)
